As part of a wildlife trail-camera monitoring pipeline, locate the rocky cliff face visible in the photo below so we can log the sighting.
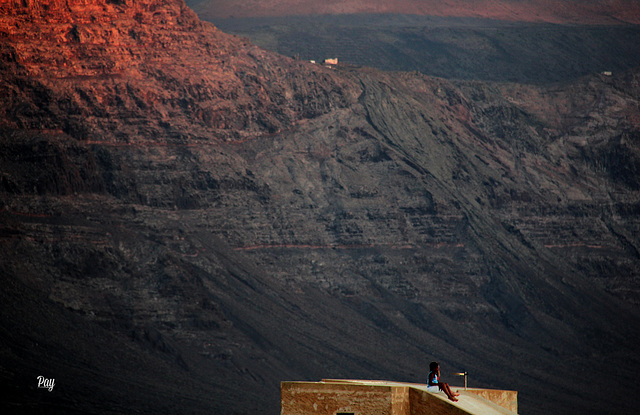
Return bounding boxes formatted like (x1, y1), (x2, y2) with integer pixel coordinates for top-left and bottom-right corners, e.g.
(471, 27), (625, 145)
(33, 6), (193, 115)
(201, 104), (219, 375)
(0, 0), (358, 143)
(1, 1), (640, 415)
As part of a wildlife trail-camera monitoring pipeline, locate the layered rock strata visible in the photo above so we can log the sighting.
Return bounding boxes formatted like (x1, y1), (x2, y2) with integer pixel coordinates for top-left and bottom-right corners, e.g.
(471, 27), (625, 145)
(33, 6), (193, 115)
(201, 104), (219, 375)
(1, 1), (639, 415)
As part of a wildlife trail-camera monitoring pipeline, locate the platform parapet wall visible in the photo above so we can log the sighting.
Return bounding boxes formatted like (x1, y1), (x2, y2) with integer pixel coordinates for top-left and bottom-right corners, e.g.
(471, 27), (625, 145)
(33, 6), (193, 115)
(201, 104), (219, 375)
(281, 382), (394, 415)
(281, 380), (518, 415)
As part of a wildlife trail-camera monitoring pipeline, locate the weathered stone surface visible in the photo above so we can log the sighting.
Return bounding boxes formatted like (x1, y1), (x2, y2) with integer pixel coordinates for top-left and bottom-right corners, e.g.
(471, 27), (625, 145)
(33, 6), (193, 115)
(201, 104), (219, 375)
(281, 382), (395, 415)
(281, 380), (517, 415)
(463, 388), (517, 413)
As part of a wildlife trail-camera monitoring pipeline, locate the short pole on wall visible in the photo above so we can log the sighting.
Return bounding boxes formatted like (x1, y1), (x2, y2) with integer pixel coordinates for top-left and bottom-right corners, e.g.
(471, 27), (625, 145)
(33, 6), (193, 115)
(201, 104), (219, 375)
(453, 372), (468, 390)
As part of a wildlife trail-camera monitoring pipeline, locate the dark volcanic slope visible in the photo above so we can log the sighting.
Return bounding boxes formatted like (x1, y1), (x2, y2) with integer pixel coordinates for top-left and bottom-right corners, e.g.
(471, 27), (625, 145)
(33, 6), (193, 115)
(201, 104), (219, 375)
(209, 14), (640, 84)
(1, 1), (640, 415)
(187, 0), (640, 24)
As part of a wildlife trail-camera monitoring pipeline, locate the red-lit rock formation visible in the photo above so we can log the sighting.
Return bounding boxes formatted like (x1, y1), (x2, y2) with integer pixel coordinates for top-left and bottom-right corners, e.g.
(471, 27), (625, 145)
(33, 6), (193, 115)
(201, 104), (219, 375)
(0, 0), (358, 143)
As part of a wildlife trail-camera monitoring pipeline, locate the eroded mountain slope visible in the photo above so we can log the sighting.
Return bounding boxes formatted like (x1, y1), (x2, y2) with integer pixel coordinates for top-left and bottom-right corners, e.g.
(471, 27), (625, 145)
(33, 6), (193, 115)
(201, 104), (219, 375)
(188, 0), (640, 24)
(1, 1), (639, 415)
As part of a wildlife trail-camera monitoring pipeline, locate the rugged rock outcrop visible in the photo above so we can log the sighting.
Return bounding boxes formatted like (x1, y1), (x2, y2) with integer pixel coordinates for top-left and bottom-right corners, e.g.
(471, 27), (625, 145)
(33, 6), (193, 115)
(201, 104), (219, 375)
(0, 0), (358, 143)
(1, 1), (639, 415)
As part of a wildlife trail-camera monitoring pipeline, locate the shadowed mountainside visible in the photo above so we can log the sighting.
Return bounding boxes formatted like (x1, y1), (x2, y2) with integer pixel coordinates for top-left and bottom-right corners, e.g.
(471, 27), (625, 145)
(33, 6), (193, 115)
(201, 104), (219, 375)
(187, 0), (640, 24)
(1, 1), (640, 415)
(208, 14), (640, 84)
(188, 1), (640, 85)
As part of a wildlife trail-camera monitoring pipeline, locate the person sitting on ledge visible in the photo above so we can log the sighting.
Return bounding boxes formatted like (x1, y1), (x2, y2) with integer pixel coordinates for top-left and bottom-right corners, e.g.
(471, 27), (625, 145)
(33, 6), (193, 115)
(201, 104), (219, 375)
(427, 361), (460, 402)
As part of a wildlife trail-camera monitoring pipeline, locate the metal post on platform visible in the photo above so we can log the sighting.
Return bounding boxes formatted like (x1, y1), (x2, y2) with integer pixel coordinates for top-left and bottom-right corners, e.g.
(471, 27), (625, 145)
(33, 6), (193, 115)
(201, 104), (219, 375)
(453, 372), (468, 390)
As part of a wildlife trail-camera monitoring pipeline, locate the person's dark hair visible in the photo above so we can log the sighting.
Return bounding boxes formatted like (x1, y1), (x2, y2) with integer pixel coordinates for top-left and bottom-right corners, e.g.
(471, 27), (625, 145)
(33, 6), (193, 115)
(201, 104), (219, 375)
(429, 361), (439, 372)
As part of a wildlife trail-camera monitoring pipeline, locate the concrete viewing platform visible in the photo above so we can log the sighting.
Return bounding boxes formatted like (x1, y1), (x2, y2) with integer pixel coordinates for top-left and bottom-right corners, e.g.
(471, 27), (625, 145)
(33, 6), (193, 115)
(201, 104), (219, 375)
(281, 379), (518, 415)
